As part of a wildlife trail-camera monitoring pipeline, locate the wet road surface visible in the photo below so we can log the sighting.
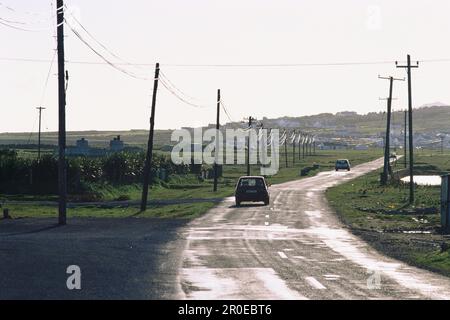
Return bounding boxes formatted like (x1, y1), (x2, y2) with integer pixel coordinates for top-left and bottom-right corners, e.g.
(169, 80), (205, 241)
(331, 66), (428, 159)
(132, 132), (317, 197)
(179, 158), (450, 300)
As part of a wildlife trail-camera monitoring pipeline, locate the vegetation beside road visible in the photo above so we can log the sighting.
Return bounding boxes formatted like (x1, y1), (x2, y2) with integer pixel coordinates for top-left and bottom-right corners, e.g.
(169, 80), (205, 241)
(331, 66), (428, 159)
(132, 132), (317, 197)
(327, 152), (450, 277)
(1, 149), (381, 219)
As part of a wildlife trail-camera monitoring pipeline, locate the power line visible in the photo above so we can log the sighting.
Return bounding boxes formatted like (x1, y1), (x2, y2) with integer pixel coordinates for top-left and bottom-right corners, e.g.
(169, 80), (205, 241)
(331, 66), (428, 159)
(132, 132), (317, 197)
(158, 71), (213, 108)
(64, 5), (140, 70)
(219, 99), (234, 123)
(0, 19), (46, 32)
(161, 60), (397, 68)
(4, 56), (450, 68)
(159, 71), (201, 102)
(0, 1), (60, 18)
(65, 20), (149, 81)
(40, 49), (57, 105)
(0, 16), (25, 25)
(159, 77), (210, 108)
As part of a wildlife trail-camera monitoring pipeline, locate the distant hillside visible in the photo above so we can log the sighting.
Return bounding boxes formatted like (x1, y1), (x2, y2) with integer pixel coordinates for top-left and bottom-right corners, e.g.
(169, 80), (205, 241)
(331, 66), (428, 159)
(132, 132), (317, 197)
(255, 104), (450, 137)
(2, 105), (450, 148)
(0, 130), (174, 149)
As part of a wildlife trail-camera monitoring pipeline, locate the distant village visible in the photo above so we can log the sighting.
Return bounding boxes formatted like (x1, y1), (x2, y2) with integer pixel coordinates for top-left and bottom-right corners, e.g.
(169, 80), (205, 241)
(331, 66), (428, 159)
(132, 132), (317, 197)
(65, 135), (140, 156)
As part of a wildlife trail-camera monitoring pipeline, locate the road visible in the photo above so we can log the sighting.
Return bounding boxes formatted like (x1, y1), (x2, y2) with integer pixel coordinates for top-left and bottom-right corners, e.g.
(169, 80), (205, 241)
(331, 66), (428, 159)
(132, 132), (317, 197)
(179, 158), (450, 300)
(0, 218), (186, 299)
(2, 157), (450, 299)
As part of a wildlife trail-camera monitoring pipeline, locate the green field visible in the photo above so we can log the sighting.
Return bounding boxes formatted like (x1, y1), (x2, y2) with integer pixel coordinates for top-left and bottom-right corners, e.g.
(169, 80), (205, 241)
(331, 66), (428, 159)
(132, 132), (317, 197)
(326, 152), (450, 277)
(1, 148), (382, 219)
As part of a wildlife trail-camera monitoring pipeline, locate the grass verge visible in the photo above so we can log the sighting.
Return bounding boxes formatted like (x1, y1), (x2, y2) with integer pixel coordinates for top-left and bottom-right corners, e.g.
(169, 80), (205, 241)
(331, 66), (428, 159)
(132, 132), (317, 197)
(326, 153), (450, 277)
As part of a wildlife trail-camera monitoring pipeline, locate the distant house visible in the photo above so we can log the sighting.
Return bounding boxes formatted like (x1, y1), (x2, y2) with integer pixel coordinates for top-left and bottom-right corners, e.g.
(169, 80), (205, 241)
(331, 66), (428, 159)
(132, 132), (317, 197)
(66, 138), (91, 156)
(110, 135), (124, 152)
(354, 144), (369, 150)
(318, 142), (348, 150)
(65, 135), (127, 157)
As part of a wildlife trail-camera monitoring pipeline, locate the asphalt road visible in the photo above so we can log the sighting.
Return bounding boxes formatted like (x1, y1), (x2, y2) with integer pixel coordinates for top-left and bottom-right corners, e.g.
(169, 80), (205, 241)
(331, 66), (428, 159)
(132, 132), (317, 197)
(179, 158), (450, 300)
(0, 218), (187, 299)
(3, 158), (450, 299)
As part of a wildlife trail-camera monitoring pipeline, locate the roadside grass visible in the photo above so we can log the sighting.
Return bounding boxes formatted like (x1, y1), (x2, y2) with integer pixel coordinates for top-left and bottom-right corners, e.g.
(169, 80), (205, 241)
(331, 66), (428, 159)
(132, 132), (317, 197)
(413, 251), (450, 276)
(327, 170), (441, 232)
(1, 148), (381, 219)
(5, 202), (217, 219)
(326, 152), (450, 277)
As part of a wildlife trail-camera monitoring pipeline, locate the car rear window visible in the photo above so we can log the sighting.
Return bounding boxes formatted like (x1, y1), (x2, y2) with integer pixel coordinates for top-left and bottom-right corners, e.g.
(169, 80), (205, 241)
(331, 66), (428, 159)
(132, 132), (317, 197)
(337, 160), (348, 165)
(239, 178), (265, 187)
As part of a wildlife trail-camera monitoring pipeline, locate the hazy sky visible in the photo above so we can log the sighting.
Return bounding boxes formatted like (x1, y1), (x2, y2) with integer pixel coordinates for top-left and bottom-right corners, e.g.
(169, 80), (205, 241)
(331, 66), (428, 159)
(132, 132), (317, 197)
(1, 0), (450, 133)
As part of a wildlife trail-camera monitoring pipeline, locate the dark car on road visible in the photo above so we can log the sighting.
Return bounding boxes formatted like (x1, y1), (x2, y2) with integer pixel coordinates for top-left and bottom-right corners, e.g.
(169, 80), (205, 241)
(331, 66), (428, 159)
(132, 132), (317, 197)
(335, 159), (351, 171)
(235, 176), (270, 206)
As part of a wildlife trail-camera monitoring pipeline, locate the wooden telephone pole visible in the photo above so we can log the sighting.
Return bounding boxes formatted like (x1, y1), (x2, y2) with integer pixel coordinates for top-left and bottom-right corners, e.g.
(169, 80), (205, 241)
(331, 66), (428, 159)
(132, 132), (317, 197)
(292, 130), (296, 165)
(36, 107), (46, 161)
(245, 116), (256, 176)
(284, 130), (288, 168)
(379, 75), (404, 185)
(396, 55), (419, 203)
(298, 132), (302, 160)
(404, 110), (407, 168)
(141, 63), (160, 211)
(302, 134), (306, 159)
(213, 89), (220, 192)
(56, 0), (67, 225)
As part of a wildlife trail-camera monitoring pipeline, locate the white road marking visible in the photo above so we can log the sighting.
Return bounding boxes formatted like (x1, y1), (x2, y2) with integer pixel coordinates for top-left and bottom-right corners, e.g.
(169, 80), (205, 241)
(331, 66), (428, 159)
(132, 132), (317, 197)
(332, 258), (346, 262)
(265, 215), (270, 218)
(324, 274), (341, 281)
(278, 251), (288, 259)
(305, 276), (327, 290)
(265, 222), (269, 226)
(181, 268), (307, 300)
(273, 192), (283, 205)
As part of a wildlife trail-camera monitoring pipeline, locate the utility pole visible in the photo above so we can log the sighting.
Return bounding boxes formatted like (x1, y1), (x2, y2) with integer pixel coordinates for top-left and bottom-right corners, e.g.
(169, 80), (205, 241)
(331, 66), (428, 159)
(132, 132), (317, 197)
(439, 134), (444, 154)
(397, 55), (419, 203)
(298, 132), (302, 160)
(292, 130), (296, 165)
(306, 136), (309, 156)
(284, 130), (288, 168)
(56, 0), (67, 226)
(379, 75), (404, 185)
(246, 116), (255, 176)
(213, 89), (220, 192)
(141, 63), (160, 211)
(36, 107), (46, 161)
(302, 134), (306, 159)
(404, 110), (407, 168)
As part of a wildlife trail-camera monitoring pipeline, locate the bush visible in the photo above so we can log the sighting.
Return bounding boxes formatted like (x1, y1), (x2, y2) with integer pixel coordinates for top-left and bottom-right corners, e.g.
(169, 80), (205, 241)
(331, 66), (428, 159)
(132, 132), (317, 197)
(0, 149), (193, 196)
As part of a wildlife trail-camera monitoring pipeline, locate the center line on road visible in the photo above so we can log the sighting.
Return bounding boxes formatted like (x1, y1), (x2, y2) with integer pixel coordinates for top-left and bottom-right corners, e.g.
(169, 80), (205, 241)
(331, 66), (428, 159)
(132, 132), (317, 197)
(277, 251), (288, 259)
(305, 277), (327, 290)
